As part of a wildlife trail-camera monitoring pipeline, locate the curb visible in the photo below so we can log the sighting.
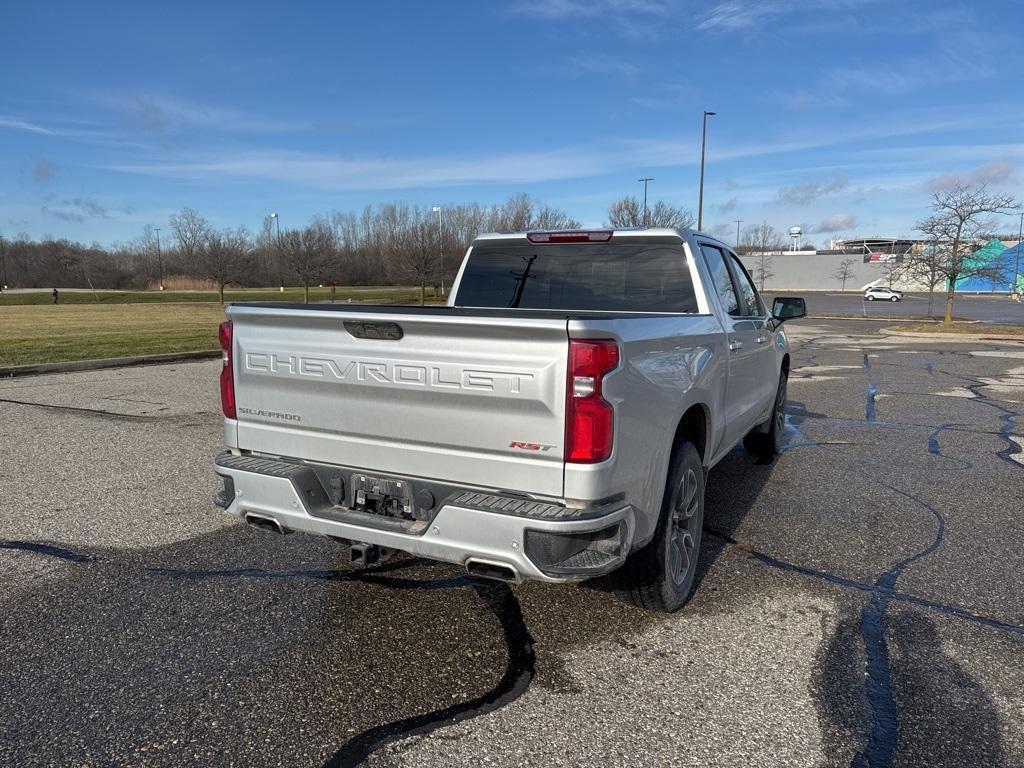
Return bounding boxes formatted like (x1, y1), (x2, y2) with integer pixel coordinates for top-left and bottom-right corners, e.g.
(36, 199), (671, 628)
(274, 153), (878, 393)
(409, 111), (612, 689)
(1, 350), (221, 378)
(807, 315), (929, 323)
(881, 329), (1024, 343)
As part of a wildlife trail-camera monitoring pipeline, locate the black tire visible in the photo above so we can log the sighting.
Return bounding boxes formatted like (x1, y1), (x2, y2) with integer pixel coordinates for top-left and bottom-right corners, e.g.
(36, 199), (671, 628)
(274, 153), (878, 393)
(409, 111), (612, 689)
(611, 441), (704, 613)
(743, 371), (787, 463)
(866, 295), (875, 301)
(890, 296), (898, 302)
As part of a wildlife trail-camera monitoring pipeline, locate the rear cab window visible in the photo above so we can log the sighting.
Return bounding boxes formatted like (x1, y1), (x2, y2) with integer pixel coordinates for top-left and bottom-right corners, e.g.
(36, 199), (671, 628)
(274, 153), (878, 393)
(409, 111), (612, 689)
(454, 242), (699, 312)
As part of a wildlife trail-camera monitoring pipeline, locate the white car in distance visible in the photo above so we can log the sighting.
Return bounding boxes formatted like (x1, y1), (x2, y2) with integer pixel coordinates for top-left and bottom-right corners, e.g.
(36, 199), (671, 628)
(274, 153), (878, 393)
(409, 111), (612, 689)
(864, 286), (904, 302)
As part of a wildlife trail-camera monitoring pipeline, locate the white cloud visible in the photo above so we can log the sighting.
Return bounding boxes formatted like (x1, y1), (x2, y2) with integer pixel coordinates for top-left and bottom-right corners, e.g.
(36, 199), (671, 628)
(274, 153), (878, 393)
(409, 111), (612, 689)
(0, 115), (54, 135)
(926, 159), (1016, 192)
(777, 178), (849, 205)
(102, 106), (1024, 193)
(810, 213), (858, 232)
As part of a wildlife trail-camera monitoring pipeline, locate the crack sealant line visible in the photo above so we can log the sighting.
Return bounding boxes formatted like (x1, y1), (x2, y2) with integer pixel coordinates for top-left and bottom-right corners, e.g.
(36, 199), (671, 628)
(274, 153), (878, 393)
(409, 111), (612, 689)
(702, 528), (1024, 638)
(0, 540), (96, 563)
(0, 396), (195, 422)
(322, 580), (535, 768)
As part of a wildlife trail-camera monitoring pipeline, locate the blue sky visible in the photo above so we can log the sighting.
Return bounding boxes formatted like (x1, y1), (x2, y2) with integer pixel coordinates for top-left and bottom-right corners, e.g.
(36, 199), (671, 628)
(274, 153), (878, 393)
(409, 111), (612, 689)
(2, 0), (1022, 246)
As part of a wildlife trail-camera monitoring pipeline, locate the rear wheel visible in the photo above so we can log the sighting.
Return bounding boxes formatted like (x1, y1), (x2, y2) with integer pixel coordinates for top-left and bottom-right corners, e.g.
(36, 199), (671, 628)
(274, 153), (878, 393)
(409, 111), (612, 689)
(743, 371), (787, 463)
(611, 442), (704, 613)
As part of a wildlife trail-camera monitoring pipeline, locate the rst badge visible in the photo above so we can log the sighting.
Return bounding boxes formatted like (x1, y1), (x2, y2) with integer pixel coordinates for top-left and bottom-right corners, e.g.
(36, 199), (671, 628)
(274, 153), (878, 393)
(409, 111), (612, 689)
(508, 441), (555, 452)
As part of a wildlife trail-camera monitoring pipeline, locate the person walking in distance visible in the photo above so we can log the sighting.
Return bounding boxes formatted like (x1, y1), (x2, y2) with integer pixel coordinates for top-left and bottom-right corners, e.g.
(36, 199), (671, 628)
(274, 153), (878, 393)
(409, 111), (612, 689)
(52, 288), (59, 304)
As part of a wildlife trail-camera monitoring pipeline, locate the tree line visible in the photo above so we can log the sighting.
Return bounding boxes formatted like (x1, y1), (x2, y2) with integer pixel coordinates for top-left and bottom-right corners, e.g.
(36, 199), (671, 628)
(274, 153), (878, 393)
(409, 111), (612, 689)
(0, 193), (694, 302)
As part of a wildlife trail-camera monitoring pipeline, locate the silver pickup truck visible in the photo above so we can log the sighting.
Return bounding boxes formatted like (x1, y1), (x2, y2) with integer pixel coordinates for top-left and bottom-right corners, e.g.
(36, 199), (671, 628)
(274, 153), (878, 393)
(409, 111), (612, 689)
(213, 228), (805, 612)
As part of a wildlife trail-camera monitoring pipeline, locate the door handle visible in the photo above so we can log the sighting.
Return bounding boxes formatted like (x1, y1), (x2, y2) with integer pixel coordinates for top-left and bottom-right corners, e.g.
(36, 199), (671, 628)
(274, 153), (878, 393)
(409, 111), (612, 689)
(729, 339), (743, 352)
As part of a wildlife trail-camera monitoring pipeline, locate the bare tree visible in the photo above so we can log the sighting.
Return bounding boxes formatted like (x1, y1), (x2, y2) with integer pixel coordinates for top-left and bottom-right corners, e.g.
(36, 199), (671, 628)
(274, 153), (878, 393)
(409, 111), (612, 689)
(833, 258), (857, 292)
(753, 257), (774, 292)
(907, 183), (1018, 323)
(280, 219), (335, 303)
(607, 197), (643, 227)
(606, 196), (694, 229)
(402, 214), (439, 305)
(489, 193), (580, 231)
(168, 207), (211, 267)
(738, 222), (785, 254)
(196, 227), (253, 303)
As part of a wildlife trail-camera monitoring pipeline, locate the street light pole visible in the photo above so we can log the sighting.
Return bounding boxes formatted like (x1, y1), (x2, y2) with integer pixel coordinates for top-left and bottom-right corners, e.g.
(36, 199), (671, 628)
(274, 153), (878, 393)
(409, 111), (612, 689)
(432, 206), (444, 297)
(638, 178), (654, 227)
(0, 234), (7, 292)
(735, 219), (743, 248)
(154, 227), (163, 290)
(697, 110), (716, 231)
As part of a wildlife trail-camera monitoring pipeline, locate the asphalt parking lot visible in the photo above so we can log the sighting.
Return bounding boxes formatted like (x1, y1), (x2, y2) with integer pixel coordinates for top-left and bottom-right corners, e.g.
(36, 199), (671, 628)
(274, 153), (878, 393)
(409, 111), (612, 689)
(1, 319), (1022, 768)
(763, 292), (1024, 325)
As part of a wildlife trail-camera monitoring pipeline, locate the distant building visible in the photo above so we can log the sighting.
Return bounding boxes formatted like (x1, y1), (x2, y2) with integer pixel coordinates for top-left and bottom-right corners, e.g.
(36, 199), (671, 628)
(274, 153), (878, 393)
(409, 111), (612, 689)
(828, 237), (923, 263)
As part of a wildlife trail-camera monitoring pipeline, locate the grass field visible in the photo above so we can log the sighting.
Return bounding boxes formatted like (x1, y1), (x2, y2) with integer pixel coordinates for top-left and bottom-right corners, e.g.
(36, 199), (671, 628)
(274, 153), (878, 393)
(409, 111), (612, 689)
(0, 287), (442, 367)
(0, 285), (435, 306)
(1, 304), (226, 367)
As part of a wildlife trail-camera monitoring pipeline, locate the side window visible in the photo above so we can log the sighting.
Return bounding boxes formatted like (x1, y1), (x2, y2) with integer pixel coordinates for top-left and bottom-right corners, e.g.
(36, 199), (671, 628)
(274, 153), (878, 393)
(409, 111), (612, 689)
(699, 244), (739, 316)
(727, 253), (764, 317)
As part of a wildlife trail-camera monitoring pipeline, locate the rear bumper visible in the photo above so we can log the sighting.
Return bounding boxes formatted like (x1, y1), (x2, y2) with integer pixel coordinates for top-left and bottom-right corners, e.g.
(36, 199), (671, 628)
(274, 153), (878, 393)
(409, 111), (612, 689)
(213, 453), (635, 583)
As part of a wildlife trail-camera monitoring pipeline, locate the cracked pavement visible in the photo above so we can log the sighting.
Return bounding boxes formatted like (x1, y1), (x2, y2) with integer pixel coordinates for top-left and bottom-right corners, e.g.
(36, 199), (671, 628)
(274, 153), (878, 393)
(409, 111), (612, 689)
(1, 319), (1022, 768)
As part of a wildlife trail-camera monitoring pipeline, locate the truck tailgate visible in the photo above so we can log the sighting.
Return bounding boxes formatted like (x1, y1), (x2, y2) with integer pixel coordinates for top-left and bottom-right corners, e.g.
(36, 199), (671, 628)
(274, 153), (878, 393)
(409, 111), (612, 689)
(227, 305), (569, 497)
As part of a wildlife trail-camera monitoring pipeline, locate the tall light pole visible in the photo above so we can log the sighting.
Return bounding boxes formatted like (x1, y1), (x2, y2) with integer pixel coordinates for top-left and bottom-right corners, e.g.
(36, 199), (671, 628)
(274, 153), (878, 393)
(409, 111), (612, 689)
(638, 178), (654, 227)
(154, 227), (163, 290)
(735, 219), (743, 247)
(432, 206), (444, 297)
(270, 213), (282, 291)
(0, 234), (7, 292)
(697, 110), (716, 231)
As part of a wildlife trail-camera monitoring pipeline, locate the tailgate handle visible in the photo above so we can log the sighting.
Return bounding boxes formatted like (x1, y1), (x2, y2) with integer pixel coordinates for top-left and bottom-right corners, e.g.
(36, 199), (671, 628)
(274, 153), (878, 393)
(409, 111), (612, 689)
(344, 321), (404, 341)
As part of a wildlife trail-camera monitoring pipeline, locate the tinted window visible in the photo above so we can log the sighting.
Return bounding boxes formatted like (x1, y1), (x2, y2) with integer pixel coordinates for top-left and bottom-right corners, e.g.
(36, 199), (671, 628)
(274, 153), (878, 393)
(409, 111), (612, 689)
(728, 253), (763, 317)
(699, 244), (739, 316)
(455, 243), (698, 312)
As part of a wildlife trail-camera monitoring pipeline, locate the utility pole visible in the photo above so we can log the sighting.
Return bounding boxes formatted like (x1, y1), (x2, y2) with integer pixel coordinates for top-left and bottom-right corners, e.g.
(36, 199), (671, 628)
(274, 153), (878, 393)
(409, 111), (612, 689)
(734, 220), (743, 248)
(154, 227), (163, 290)
(697, 110), (716, 231)
(0, 234), (7, 292)
(638, 178), (654, 227)
(432, 206), (444, 296)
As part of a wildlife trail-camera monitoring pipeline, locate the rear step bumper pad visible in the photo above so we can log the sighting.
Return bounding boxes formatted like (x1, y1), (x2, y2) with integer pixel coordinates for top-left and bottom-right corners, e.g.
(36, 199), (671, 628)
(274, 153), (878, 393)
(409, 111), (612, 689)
(214, 452), (634, 583)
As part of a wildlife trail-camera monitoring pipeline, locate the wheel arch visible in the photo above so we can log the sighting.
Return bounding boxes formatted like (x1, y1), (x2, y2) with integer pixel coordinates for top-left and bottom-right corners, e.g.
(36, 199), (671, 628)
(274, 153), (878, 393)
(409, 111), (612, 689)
(672, 402), (710, 466)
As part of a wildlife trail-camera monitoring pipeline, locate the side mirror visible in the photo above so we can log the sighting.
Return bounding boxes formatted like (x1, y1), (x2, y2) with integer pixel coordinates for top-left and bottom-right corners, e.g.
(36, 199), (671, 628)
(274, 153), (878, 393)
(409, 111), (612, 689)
(772, 296), (806, 322)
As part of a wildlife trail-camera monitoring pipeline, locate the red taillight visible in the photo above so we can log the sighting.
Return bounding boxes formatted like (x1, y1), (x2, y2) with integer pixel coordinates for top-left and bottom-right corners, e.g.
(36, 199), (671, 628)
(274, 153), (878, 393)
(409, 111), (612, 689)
(527, 230), (613, 244)
(566, 339), (619, 463)
(219, 320), (236, 419)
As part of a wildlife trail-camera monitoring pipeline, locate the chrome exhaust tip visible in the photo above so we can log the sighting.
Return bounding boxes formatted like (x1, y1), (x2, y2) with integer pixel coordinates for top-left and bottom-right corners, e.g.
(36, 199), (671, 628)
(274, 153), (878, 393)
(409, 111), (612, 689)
(466, 558), (520, 583)
(244, 513), (286, 535)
